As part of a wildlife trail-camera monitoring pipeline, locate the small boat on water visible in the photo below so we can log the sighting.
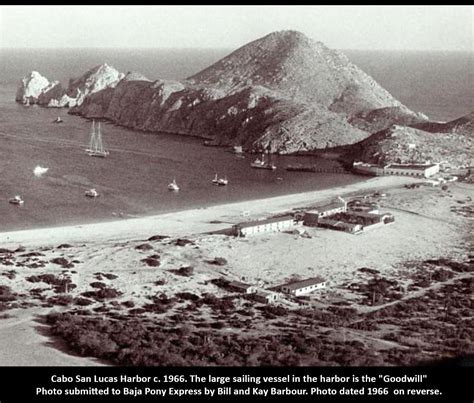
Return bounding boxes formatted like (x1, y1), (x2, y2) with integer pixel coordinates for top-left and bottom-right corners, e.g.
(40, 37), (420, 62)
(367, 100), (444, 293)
(250, 153), (276, 170)
(85, 188), (99, 198)
(232, 145), (243, 154)
(53, 116), (63, 123)
(86, 120), (109, 157)
(9, 195), (24, 205)
(212, 173), (228, 186)
(168, 179), (180, 191)
(217, 176), (228, 186)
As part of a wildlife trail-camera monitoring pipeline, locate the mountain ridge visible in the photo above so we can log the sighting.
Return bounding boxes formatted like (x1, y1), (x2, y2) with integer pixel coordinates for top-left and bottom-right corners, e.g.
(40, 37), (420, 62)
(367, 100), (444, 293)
(17, 30), (466, 159)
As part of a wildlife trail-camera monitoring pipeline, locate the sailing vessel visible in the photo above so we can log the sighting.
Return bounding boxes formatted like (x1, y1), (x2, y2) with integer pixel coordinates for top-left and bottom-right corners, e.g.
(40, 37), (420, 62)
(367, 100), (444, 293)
(9, 195), (24, 205)
(250, 153), (276, 170)
(168, 179), (180, 191)
(53, 116), (63, 123)
(85, 188), (99, 198)
(212, 173), (219, 184)
(86, 121), (109, 157)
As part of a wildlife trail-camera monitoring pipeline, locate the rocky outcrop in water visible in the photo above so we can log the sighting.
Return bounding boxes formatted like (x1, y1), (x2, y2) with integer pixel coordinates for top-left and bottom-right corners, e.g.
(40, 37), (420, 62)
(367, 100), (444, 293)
(16, 64), (124, 108)
(15, 71), (54, 105)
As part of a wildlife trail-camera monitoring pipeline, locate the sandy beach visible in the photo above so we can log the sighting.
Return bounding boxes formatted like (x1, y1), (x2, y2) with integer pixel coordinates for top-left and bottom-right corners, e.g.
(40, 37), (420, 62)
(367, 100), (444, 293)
(0, 176), (416, 248)
(0, 175), (472, 366)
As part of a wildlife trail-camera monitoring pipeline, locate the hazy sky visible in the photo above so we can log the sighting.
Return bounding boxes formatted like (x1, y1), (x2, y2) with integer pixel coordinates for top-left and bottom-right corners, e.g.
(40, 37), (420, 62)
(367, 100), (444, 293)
(0, 6), (472, 51)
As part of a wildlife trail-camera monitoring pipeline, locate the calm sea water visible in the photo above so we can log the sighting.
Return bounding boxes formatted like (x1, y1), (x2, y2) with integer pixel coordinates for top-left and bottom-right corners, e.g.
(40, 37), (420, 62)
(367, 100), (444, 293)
(0, 48), (472, 232)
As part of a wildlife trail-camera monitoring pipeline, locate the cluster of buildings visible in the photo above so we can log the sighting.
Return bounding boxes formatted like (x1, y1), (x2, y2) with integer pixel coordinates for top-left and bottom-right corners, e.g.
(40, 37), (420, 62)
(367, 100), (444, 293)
(226, 194), (395, 304)
(226, 276), (327, 304)
(232, 196), (394, 237)
(353, 161), (440, 178)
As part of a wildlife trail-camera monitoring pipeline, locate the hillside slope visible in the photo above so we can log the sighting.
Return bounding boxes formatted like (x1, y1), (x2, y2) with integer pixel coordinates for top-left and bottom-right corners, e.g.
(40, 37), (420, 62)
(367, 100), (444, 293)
(20, 30), (429, 153)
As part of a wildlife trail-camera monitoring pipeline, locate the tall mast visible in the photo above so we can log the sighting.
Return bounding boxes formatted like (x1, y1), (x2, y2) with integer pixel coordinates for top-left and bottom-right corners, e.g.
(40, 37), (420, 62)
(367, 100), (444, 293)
(89, 120), (96, 150)
(97, 122), (102, 152)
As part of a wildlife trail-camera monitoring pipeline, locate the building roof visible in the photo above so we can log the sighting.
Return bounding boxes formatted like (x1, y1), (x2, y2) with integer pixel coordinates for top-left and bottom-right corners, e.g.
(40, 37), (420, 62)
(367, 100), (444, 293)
(283, 276), (326, 290)
(385, 163), (438, 170)
(235, 215), (294, 229)
(333, 221), (362, 230)
(349, 211), (392, 219)
(255, 290), (273, 297)
(228, 281), (253, 290)
(318, 218), (361, 229)
(313, 200), (346, 213)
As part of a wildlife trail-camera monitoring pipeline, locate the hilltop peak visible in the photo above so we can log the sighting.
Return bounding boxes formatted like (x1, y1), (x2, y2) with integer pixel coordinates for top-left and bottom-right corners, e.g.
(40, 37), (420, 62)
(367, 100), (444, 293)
(262, 29), (312, 43)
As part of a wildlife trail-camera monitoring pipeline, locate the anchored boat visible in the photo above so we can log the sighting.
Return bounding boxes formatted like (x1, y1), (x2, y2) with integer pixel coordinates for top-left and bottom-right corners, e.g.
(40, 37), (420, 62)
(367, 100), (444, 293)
(250, 153), (276, 170)
(212, 173), (228, 186)
(168, 179), (180, 191)
(9, 195), (24, 205)
(86, 121), (109, 157)
(85, 188), (100, 198)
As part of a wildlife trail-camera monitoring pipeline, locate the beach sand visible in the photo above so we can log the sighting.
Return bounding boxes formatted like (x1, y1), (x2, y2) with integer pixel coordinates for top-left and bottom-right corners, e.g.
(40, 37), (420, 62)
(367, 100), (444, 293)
(0, 175), (472, 365)
(0, 176), (417, 248)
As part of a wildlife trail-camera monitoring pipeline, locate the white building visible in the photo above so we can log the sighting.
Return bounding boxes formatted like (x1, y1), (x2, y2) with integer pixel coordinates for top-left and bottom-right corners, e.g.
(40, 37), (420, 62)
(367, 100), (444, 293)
(281, 277), (327, 296)
(383, 163), (440, 178)
(233, 215), (295, 237)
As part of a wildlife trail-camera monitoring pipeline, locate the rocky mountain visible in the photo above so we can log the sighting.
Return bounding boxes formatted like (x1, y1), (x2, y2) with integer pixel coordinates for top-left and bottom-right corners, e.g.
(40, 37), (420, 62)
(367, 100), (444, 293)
(16, 64), (124, 108)
(348, 112), (473, 168)
(18, 30), (434, 153)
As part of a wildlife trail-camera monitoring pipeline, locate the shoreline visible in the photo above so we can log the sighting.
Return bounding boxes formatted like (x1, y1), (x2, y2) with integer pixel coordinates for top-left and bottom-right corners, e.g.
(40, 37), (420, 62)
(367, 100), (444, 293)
(0, 175), (418, 247)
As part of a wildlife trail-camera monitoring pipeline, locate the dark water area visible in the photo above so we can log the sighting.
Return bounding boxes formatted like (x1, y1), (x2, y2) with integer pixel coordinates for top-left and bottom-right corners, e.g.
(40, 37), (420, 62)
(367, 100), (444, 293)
(0, 84), (360, 232)
(1, 48), (471, 231)
(344, 50), (473, 122)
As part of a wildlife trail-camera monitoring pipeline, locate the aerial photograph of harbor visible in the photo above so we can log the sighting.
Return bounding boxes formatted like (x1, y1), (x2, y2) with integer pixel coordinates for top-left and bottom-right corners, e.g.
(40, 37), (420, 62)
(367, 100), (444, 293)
(0, 6), (472, 368)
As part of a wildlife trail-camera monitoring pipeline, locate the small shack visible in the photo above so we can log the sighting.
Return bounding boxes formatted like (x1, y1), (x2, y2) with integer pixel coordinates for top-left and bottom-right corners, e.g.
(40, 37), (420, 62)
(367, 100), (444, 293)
(252, 291), (280, 304)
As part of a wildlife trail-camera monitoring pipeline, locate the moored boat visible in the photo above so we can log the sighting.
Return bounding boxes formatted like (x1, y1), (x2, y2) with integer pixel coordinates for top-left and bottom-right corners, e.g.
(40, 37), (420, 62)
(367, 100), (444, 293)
(85, 188), (100, 198)
(168, 179), (180, 191)
(250, 153), (276, 170)
(9, 195), (24, 205)
(217, 176), (228, 186)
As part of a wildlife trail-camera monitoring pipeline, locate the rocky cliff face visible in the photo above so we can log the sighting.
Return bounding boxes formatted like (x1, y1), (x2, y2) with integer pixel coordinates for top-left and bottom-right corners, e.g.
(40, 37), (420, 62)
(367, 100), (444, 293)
(18, 31), (432, 154)
(16, 64), (124, 108)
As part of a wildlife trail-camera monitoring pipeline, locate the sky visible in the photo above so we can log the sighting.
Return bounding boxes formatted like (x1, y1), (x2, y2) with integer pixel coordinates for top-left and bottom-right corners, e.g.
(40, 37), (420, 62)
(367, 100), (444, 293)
(0, 6), (472, 51)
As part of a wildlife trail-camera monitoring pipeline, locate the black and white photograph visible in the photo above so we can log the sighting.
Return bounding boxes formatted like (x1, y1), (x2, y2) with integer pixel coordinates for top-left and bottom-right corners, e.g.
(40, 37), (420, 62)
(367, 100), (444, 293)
(0, 4), (472, 378)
